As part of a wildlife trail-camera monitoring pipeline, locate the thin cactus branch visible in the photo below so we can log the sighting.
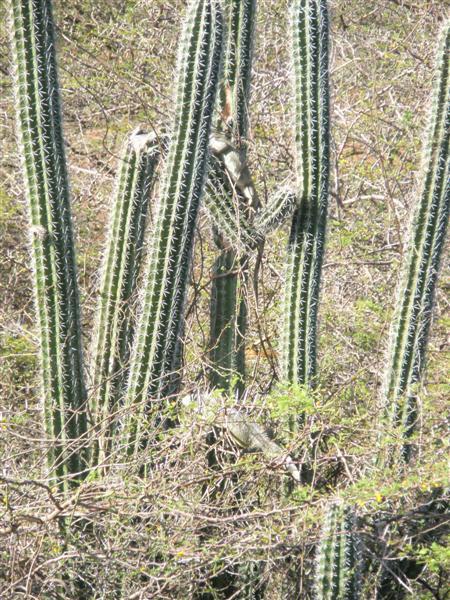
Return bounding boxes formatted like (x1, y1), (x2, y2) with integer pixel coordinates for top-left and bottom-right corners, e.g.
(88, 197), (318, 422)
(219, 0), (256, 139)
(205, 165), (296, 246)
(281, 0), (330, 388)
(9, 0), (87, 489)
(90, 129), (164, 464)
(382, 22), (449, 461)
(205, 154), (259, 252)
(122, 0), (224, 453)
(255, 188), (297, 237)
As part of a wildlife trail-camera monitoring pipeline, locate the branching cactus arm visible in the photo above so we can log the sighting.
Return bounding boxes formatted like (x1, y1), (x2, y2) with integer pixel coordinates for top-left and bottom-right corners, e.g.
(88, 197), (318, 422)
(206, 135), (260, 252)
(255, 189), (297, 237)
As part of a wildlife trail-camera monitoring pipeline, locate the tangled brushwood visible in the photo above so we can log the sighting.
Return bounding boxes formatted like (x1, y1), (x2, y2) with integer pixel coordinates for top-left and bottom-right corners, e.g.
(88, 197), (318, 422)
(1, 0), (449, 598)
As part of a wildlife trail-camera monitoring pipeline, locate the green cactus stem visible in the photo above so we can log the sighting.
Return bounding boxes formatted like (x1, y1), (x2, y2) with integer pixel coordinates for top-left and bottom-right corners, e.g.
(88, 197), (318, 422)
(382, 22), (449, 461)
(9, 0), (87, 488)
(315, 503), (362, 600)
(209, 251), (248, 394)
(122, 0), (223, 452)
(207, 0), (257, 397)
(281, 0), (330, 388)
(90, 129), (164, 463)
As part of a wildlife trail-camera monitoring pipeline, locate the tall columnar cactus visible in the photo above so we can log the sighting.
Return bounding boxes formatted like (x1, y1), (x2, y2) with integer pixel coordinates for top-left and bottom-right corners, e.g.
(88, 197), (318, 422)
(315, 503), (362, 600)
(203, 8), (259, 597)
(372, 25), (450, 597)
(282, 0), (330, 388)
(9, 0), (87, 488)
(90, 129), (164, 462)
(382, 22), (449, 460)
(122, 0), (224, 452)
(207, 0), (257, 396)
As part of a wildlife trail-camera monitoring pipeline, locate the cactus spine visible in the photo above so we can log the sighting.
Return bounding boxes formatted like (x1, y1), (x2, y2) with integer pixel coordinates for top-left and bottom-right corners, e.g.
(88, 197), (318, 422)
(9, 0), (87, 488)
(122, 0), (223, 451)
(382, 22), (449, 459)
(282, 0), (330, 387)
(91, 130), (163, 462)
(208, 0), (256, 395)
(205, 174), (297, 247)
(315, 504), (362, 600)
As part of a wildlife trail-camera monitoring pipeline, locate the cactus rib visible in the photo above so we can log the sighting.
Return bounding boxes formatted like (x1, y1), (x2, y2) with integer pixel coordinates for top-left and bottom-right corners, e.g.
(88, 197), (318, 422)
(282, 0), (330, 387)
(9, 0), (87, 487)
(122, 0), (224, 451)
(315, 503), (362, 600)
